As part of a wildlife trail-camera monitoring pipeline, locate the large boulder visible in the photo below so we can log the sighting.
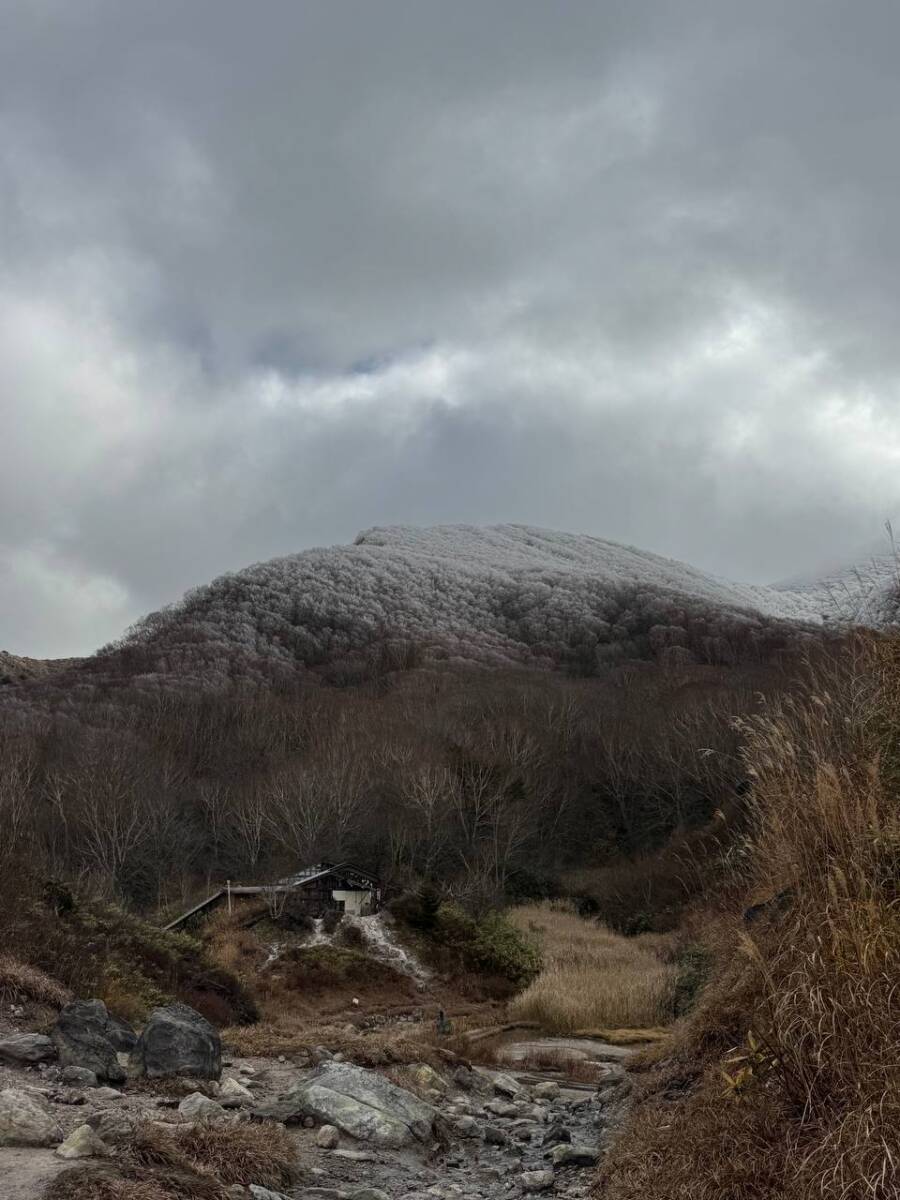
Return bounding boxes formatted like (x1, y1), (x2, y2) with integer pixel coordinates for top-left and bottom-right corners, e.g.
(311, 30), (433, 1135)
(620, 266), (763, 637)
(0, 1033), (57, 1066)
(52, 1000), (125, 1084)
(0, 1087), (63, 1146)
(106, 1014), (137, 1052)
(132, 1003), (221, 1080)
(267, 1062), (435, 1149)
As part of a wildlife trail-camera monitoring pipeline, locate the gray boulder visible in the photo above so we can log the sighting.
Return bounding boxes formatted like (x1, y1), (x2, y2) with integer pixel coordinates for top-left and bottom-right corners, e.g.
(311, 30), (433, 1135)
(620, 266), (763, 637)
(59, 1065), (100, 1088)
(541, 1121), (571, 1146)
(86, 1108), (136, 1144)
(0, 1087), (63, 1146)
(52, 1000), (125, 1084)
(550, 1142), (600, 1167)
(106, 1013), (137, 1052)
(492, 1073), (522, 1098)
(485, 1098), (518, 1118)
(178, 1091), (227, 1120)
(272, 1062), (436, 1149)
(532, 1080), (560, 1101)
(0, 1033), (57, 1066)
(132, 1002), (221, 1080)
(521, 1170), (555, 1193)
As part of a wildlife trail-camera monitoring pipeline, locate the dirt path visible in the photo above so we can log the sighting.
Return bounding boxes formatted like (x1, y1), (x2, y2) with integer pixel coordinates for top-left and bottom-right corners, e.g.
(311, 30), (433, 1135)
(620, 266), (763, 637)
(0, 1147), (70, 1200)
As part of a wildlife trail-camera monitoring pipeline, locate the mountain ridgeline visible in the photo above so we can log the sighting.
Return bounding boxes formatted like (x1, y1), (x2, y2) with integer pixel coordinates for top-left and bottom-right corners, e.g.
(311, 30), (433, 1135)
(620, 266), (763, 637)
(20, 523), (895, 696)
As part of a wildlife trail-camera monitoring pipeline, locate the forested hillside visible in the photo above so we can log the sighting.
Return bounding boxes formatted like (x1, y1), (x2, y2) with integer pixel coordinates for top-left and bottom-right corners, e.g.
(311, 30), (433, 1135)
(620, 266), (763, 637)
(0, 524), (868, 920)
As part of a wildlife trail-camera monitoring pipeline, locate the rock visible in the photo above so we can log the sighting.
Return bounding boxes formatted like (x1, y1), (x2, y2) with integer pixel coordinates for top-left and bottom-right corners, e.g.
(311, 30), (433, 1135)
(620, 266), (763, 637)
(311, 1045), (334, 1064)
(86, 1109), (136, 1144)
(349, 1191), (391, 1200)
(220, 1076), (255, 1104)
(59, 1065), (99, 1088)
(133, 1003), (221, 1080)
(106, 1014), (138, 1052)
(452, 1065), (476, 1091)
(275, 1062), (436, 1148)
(521, 1169), (555, 1193)
(454, 1115), (480, 1138)
(316, 1123), (340, 1148)
(55, 1123), (111, 1159)
(333, 1147), (379, 1162)
(541, 1122), (571, 1146)
(484, 1099), (518, 1118)
(483, 1124), (508, 1145)
(532, 1081), (560, 1101)
(492, 1073), (522, 1098)
(0, 1033), (57, 1066)
(0, 1087), (63, 1146)
(52, 999), (125, 1084)
(413, 1064), (446, 1093)
(249, 1188), (292, 1200)
(178, 1091), (228, 1120)
(550, 1142), (600, 1167)
(93, 1086), (123, 1100)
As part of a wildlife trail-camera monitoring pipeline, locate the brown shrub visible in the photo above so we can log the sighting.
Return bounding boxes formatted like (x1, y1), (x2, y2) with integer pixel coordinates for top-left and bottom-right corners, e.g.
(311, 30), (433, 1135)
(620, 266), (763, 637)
(44, 1164), (224, 1200)
(0, 955), (71, 1008)
(127, 1120), (297, 1191)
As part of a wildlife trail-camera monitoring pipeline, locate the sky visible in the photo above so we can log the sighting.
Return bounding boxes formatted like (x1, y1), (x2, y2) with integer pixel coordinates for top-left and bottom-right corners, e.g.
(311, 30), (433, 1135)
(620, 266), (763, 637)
(3, 1), (900, 656)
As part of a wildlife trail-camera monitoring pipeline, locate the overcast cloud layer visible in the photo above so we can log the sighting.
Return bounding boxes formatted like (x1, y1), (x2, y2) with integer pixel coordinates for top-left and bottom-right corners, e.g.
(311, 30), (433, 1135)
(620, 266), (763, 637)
(3, 1), (900, 655)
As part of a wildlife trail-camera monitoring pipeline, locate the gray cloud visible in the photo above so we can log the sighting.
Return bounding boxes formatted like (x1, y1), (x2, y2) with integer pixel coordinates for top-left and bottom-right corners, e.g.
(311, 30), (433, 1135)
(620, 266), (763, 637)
(3, 0), (900, 655)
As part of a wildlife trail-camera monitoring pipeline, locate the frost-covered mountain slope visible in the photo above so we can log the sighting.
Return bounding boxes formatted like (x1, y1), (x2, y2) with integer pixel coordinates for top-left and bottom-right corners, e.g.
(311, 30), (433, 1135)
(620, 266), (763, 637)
(357, 524), (896, 622)
(109, 524), (896, 686)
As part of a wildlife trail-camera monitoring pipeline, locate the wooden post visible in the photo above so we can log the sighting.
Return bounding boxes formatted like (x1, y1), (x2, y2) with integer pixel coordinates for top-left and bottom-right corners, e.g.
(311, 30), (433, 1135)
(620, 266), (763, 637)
(226, 879), (232, 914)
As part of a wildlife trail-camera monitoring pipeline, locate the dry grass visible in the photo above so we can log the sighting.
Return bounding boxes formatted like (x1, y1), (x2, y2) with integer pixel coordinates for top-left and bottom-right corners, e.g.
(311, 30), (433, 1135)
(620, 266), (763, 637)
(597, 635), (900, 1200)
(507, 903), (678, 1033)
(0, 955), (71, 1008)
(46, 1118), (300, 1200)
(44, 1164), (225, 1200)
(224, 1012), (439, 1067)
(128, 1119), (297, 1190)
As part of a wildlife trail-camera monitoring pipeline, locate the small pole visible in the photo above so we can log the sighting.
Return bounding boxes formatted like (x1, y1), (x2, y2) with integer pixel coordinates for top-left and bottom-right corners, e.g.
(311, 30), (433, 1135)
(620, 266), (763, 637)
(227, 879), (232, 914)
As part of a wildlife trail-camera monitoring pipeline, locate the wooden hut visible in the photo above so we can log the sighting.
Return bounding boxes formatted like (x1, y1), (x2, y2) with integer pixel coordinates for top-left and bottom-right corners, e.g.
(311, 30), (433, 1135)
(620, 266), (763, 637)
(163, 861), (381, 931)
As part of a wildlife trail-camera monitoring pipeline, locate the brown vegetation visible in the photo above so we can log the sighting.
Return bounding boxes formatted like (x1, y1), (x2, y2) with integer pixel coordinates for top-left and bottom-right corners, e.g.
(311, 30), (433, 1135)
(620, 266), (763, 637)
(47, 1120), (297, 1200)
(0, 955), (71, 1008)
(596, 635), (900, 1200)
(507, 904), (678, 1032)
(0, 648), (799, 919)
(0, 883), (255, 1026)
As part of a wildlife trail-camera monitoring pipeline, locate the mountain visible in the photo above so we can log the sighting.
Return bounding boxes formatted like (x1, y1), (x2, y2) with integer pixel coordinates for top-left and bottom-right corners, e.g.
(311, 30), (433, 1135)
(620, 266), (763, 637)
(76, 524), (894, 691)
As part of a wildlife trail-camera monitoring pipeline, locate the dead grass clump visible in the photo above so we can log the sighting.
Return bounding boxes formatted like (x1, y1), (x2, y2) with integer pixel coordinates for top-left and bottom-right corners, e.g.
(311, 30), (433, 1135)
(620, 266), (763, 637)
(507, 904), (677, 1032)
(44, 1164), (225, 1200)
(172, 1121), (297, 1189)
(0, 955), (71, 1008)
(200, 907), (265, 978)
(128, 1120), (297, 1191)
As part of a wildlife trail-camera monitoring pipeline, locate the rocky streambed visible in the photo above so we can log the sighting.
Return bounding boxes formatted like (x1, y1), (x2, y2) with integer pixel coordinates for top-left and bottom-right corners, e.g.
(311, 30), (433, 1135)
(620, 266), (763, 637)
(0, 999), (634, 1200)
